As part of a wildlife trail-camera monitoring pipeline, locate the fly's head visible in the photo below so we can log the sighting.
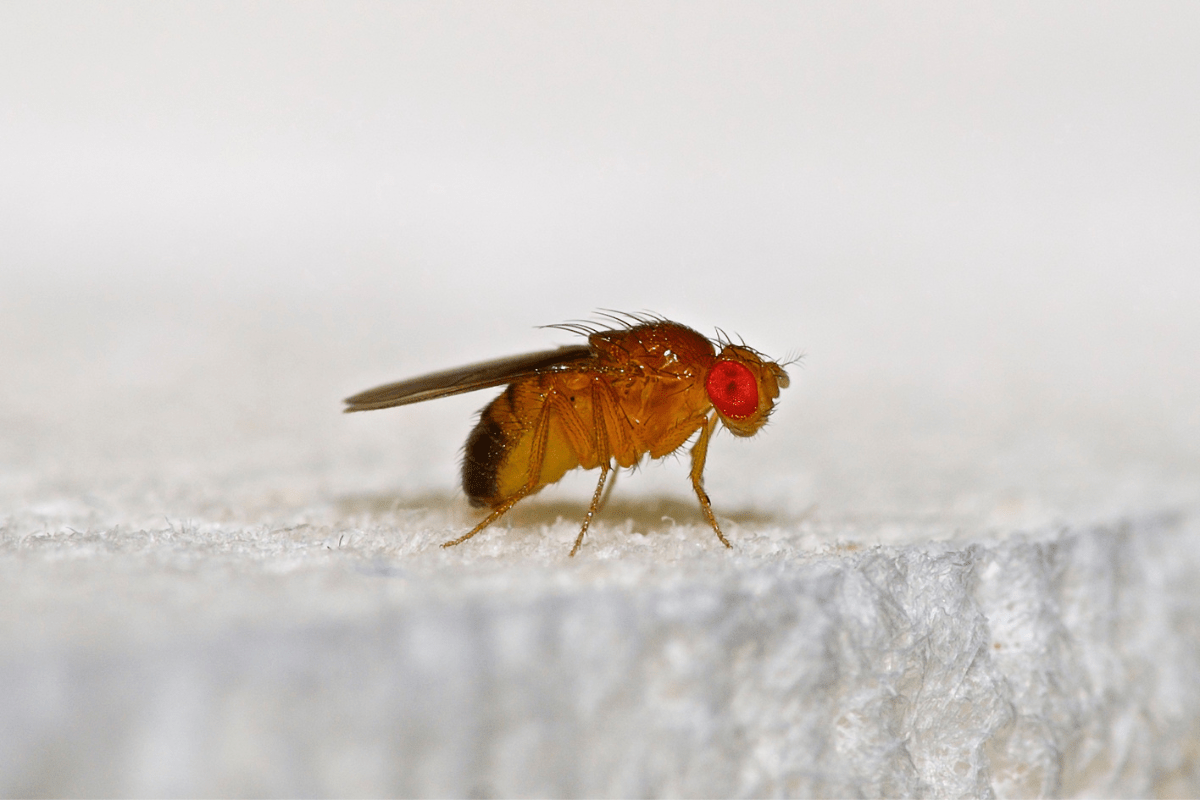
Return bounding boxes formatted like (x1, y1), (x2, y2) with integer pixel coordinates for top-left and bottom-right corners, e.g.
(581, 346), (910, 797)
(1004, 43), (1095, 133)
(704, 344), (790, 437)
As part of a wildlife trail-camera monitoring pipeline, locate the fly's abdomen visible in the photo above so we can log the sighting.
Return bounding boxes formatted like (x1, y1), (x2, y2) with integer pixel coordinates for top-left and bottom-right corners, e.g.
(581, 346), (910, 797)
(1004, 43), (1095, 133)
(460, 381), (542, 508)
(461, 401), (508, 507)
(461, 376), (588, 508)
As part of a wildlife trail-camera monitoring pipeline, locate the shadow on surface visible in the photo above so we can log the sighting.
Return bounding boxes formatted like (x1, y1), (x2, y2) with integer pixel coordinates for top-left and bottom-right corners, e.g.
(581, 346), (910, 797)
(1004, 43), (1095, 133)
(336, 491), (793, 530)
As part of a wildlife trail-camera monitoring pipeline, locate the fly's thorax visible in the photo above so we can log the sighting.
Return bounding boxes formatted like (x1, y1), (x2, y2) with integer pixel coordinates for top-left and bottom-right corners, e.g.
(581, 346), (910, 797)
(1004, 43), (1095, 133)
(588, 320), (716, 379)
(705, 344), (789, 437)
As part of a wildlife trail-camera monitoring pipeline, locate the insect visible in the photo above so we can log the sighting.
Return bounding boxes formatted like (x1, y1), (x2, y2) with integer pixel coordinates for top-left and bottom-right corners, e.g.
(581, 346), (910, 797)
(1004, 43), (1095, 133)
(344, 314), (790, 556)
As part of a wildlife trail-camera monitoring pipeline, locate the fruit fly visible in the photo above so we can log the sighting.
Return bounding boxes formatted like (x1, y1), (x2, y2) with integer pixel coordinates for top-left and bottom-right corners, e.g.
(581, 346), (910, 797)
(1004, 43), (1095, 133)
(343, 314), (790, 556)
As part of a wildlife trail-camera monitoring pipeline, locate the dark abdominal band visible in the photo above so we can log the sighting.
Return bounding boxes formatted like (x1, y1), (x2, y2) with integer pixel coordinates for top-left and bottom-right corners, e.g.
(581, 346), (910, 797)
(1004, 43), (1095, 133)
(461, 399), (507, 507)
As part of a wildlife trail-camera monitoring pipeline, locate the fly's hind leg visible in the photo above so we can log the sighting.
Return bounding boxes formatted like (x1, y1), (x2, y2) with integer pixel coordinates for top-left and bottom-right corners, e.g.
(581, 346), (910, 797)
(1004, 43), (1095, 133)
(441, 390), (558, 550)
(440, 487), (535, 548)
(689, 412), (733, 549)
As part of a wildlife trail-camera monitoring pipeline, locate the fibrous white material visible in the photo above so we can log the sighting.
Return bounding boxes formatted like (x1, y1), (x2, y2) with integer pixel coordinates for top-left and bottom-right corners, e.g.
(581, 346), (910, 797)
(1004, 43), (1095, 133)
(1, 504), (1196, 797)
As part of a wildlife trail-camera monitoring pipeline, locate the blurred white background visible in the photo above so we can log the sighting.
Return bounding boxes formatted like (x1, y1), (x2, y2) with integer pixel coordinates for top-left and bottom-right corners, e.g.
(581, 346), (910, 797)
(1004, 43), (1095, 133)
(1, 1), (1197, 517)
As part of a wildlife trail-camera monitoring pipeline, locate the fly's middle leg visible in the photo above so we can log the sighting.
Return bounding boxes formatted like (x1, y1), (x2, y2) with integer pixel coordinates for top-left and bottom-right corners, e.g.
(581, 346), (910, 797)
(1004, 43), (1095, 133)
(568, 377), (616, 556)
(597, 466), (618, 513)
(571, 463), (610, 557)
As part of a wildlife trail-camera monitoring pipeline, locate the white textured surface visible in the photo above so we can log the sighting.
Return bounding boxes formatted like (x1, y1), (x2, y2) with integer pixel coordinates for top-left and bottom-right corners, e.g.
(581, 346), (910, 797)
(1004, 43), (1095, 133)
(3, 507), (1198, 797)
(3, 3), (1200, 796)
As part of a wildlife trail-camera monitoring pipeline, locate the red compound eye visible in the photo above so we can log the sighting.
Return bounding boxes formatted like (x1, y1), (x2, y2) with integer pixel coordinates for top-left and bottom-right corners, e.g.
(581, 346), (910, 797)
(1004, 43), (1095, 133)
(706, 360), (758, 419)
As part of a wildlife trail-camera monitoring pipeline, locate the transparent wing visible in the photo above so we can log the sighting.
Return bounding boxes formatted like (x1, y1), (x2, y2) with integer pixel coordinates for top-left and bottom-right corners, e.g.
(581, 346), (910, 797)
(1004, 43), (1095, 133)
(343, 344), (594, 412)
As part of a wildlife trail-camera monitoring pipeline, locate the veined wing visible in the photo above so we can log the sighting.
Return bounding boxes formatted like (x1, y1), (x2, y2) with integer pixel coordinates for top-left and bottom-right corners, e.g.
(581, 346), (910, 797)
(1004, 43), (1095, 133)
(343, 345), (593, 412)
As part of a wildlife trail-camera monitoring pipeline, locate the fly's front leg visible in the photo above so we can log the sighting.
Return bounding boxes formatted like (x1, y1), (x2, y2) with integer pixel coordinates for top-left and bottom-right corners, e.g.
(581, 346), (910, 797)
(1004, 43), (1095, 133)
(689, 411), (732, 549)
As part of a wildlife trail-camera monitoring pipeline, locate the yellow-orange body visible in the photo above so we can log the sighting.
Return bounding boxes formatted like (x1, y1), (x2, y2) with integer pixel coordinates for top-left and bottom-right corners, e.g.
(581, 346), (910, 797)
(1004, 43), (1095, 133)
(464, 322), (721, 506)
(345, 317), (789, 555)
